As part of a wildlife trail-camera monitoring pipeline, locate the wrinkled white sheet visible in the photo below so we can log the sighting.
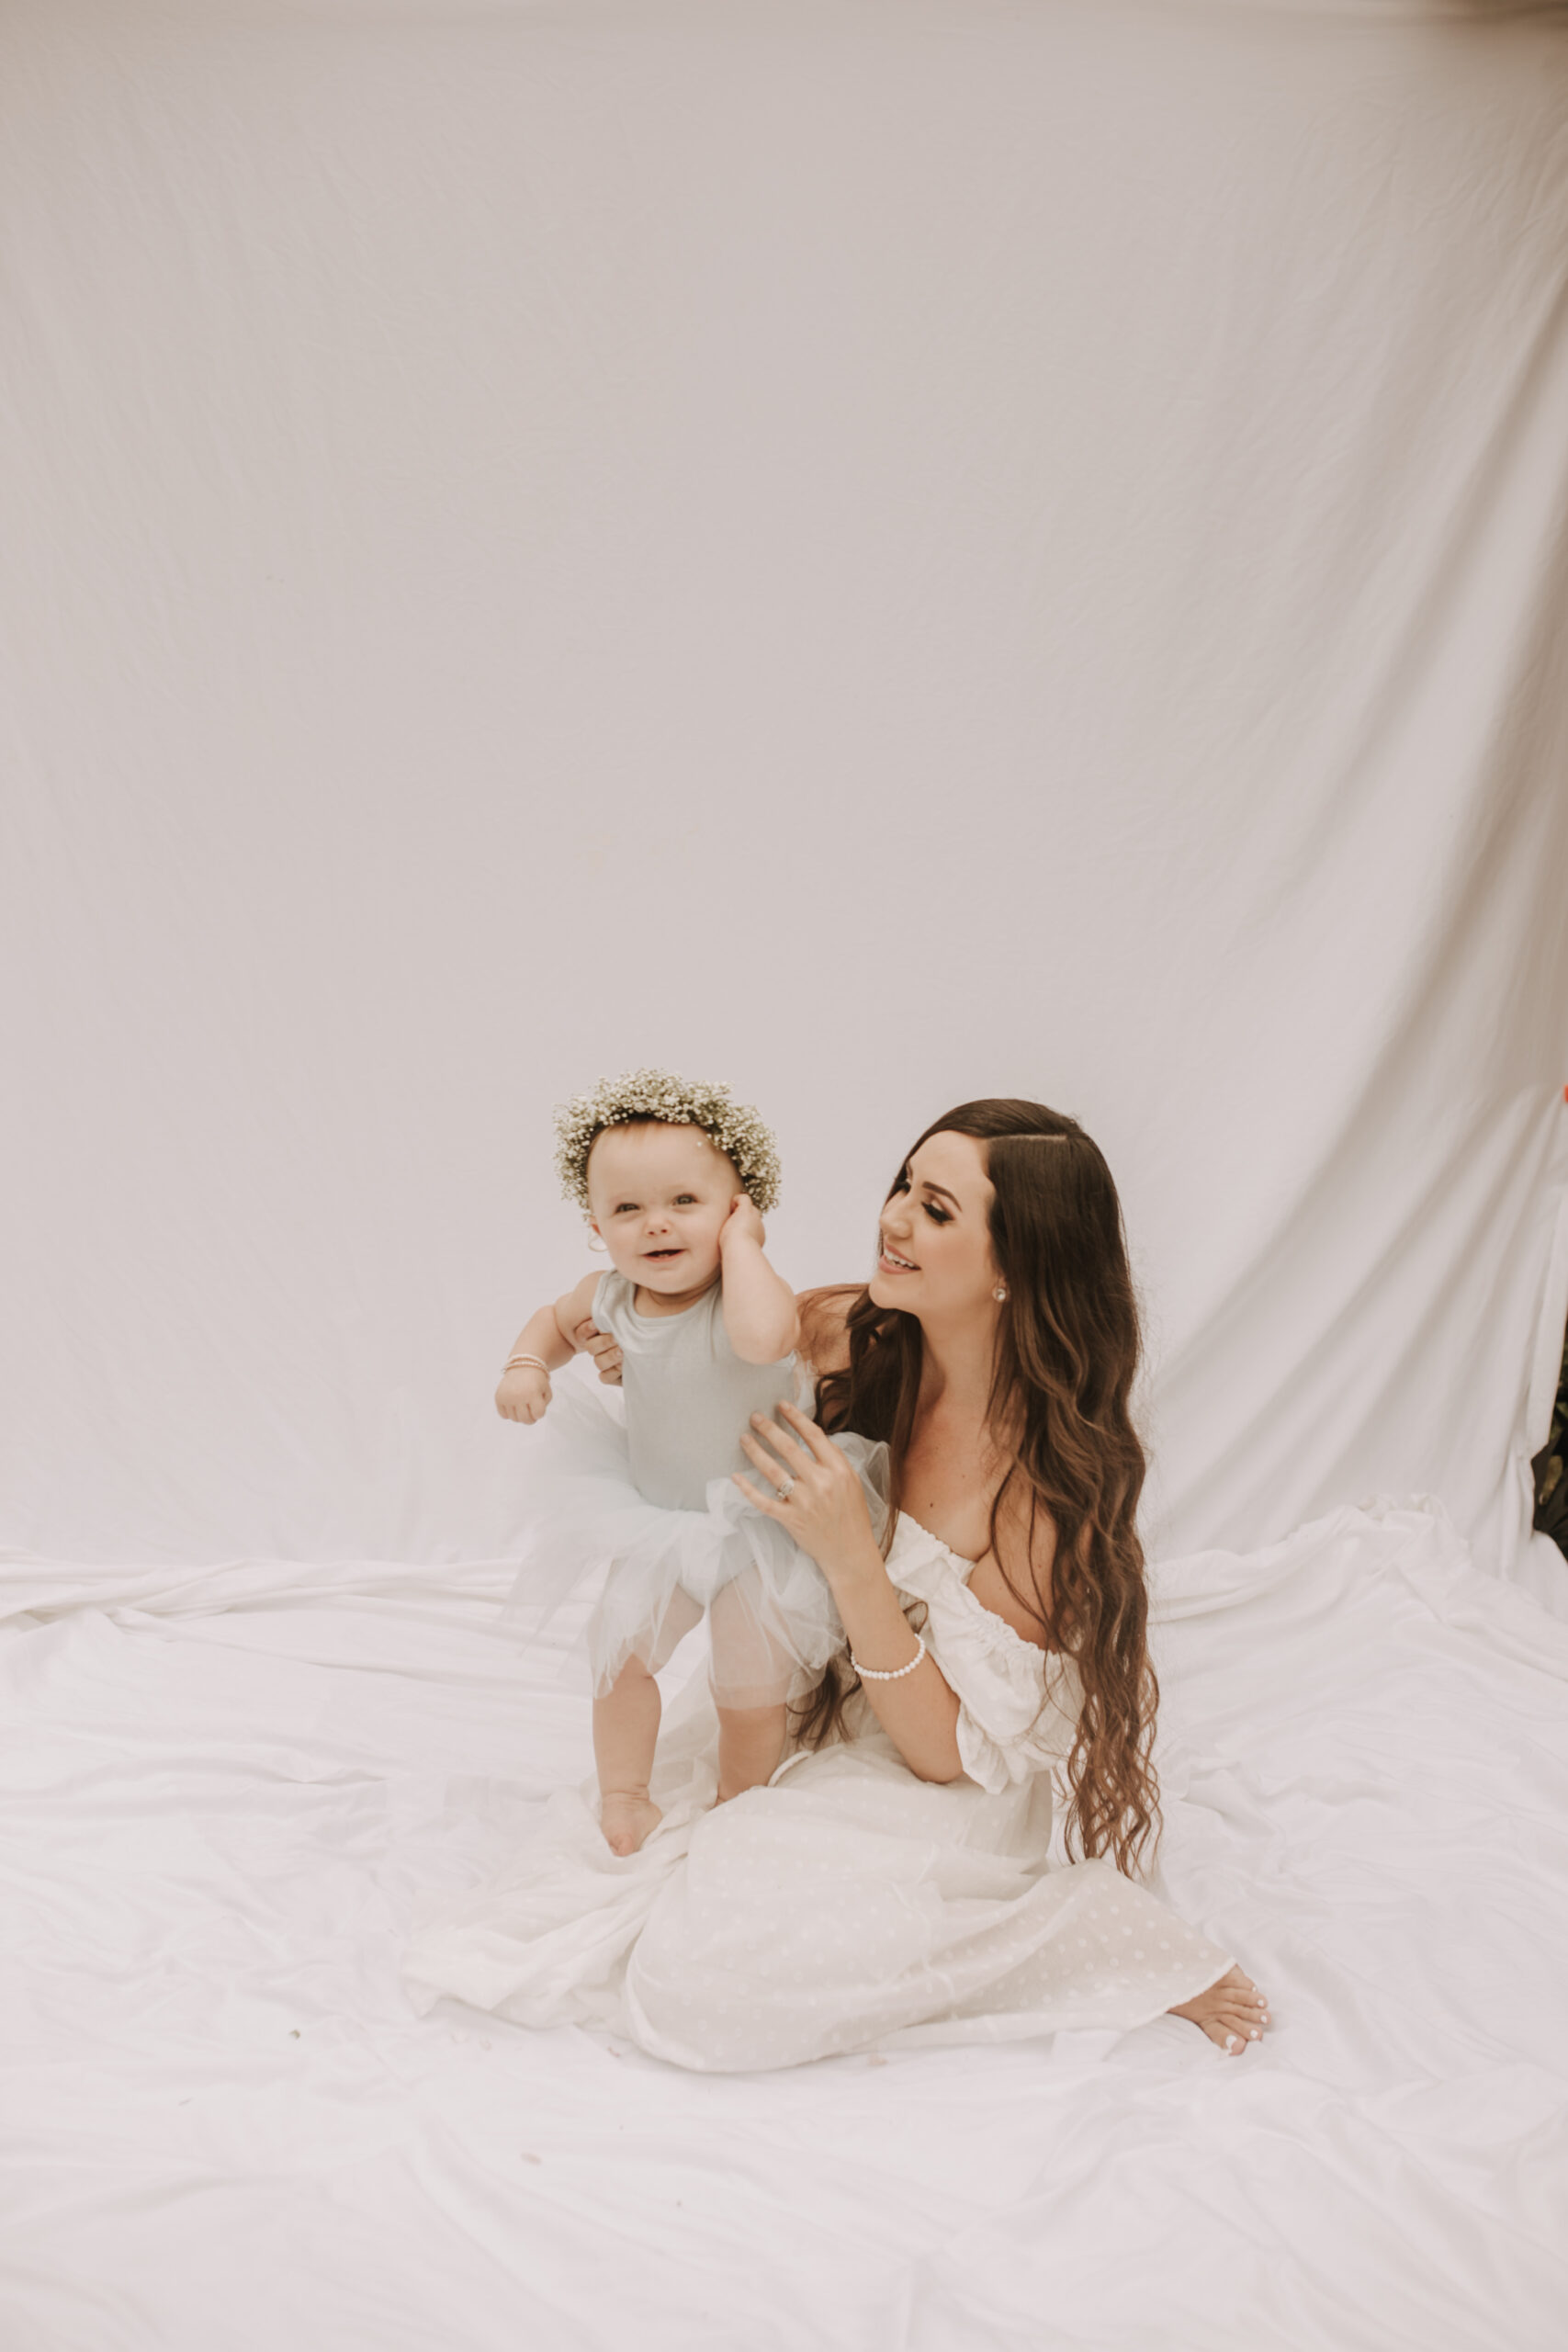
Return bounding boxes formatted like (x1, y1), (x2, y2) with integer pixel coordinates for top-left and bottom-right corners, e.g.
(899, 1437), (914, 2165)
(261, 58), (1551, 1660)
(3, 1505), (1565, 2350)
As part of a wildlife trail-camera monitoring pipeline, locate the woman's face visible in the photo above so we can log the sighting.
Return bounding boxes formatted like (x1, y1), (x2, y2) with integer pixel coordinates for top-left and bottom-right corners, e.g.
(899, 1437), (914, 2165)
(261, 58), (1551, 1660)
(870, 1129), (1001, 1325)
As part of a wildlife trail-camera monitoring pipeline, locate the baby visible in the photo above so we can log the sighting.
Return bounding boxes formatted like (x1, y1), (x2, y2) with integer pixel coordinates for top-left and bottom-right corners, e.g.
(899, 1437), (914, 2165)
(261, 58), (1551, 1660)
(496, 1070), (842, 1855)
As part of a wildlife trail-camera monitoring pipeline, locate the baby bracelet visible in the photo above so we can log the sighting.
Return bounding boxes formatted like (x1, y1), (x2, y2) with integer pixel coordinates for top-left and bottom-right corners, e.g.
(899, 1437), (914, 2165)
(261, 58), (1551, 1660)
(850, 1634), (927, 1682)
(503, 1352), (552, 1375)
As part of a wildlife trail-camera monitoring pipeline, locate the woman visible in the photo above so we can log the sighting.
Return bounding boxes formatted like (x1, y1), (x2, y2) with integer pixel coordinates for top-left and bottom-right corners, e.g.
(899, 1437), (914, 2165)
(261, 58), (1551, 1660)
(404, 1099), (1268, 2066)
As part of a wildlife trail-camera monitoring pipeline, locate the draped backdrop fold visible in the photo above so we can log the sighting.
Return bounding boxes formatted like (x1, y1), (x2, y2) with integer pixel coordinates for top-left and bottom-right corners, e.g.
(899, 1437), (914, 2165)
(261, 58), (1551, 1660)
(3, 0), (1567, 1589)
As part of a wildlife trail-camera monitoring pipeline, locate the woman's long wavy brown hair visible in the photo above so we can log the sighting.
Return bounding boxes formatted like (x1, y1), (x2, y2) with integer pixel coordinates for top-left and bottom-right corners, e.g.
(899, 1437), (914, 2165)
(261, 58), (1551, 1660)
(805, 1099), (1160, 1875)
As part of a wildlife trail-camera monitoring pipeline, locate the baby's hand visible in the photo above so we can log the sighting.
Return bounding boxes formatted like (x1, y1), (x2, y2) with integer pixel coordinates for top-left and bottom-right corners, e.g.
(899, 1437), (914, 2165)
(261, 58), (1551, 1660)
(719, 1193), (767, 1253)
(495, 1366), (552, 1424)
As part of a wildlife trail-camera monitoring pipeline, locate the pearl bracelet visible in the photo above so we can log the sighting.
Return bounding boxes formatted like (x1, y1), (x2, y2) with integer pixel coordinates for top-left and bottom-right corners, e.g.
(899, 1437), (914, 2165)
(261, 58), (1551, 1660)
(850, 1634), (927, 1682)
(504, 1352), (552, 1375)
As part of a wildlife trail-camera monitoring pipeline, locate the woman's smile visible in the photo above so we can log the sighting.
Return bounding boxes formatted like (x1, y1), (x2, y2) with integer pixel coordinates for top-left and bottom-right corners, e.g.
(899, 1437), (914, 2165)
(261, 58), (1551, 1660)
(878, 1235), (919, 1273)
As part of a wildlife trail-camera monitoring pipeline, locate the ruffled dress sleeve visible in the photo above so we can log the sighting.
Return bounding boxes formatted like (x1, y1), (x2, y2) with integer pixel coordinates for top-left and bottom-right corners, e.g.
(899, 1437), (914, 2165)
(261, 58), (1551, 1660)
(884, 1514), (1082, 1794)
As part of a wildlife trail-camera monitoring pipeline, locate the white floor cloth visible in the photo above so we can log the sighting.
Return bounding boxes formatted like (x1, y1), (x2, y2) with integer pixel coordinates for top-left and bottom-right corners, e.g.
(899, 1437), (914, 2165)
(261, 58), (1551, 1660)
(6, 1503), (1566, 2351)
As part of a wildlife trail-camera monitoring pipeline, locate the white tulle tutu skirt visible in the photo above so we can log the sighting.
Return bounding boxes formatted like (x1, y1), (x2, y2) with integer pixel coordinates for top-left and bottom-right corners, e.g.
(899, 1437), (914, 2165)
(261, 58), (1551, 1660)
(502, 1379), (885, 1711)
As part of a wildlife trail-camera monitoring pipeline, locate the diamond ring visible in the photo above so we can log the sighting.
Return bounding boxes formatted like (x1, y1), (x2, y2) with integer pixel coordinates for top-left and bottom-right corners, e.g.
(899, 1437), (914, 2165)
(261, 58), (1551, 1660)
(776, 1475), (796, 1501)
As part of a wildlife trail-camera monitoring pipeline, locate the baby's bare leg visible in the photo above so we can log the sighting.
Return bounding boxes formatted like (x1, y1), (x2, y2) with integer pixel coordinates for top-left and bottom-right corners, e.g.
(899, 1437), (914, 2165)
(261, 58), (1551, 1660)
(709, 1573), (791, 1799)
(592, 1657), (663, 1855)
(715, 1702), (787, 1803)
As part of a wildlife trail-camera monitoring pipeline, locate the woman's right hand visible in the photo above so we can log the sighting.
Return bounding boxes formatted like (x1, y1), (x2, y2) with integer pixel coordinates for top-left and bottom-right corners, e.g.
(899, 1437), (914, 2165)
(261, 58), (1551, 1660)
(495, 1367), (552, 1423)
(574, 1320), (624, 1386)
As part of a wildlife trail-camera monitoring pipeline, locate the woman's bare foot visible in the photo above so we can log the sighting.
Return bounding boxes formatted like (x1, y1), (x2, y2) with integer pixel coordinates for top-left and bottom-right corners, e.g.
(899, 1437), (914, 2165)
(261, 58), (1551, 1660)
(600, 1792), (662, 1856)
(1169, 1965), (1269, 2055)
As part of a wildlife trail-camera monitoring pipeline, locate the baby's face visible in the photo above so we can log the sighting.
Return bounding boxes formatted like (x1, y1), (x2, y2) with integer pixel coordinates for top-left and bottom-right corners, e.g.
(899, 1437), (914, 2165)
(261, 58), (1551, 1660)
(585, 1121), (743, 1298)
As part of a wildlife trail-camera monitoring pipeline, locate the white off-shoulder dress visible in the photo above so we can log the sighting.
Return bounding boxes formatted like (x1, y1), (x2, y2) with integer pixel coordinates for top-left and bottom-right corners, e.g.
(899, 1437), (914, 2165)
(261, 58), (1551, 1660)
(403, 1510), (1233, 2069)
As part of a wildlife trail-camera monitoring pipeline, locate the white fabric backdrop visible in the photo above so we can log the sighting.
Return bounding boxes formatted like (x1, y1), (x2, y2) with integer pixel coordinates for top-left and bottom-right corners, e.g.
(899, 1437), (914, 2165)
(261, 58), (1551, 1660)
(4, 0), (1568, 1586)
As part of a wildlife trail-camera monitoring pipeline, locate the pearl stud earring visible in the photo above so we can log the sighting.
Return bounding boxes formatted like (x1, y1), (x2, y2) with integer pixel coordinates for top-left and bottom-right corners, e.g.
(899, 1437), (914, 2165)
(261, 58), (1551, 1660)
(993, 1285), (1008, 1302)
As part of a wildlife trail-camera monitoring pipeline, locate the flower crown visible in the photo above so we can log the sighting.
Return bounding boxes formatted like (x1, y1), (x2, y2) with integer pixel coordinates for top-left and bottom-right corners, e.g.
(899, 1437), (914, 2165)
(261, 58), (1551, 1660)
(552, 1068), (783, 1215)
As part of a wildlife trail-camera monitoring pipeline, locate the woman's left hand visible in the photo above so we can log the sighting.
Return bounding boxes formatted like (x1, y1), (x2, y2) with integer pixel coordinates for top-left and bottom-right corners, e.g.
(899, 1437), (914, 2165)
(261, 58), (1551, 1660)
(734, 1401), (882, 1589)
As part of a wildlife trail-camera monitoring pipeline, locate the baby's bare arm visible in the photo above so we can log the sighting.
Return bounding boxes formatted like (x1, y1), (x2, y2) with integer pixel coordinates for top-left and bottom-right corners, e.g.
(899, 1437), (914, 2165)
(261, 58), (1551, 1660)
(550, 1270), (604, 1354)
(494, 1272), (603, 1422)
(717, 1196), (800, 1363)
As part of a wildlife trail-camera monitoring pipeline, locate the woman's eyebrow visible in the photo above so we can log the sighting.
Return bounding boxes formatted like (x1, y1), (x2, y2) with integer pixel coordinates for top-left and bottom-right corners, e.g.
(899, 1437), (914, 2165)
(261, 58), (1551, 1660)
(920, 1181), (961, 1208)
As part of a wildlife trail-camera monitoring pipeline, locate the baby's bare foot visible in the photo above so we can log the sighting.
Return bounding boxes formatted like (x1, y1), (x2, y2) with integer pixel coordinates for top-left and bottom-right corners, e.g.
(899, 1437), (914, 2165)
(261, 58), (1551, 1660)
(1169, 1964), (1269, 2056)
(600, 1792), (662, 1856)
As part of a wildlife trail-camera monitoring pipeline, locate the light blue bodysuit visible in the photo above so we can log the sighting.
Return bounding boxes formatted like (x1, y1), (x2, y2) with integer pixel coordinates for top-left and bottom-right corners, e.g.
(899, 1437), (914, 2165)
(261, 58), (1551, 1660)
(592, 1271), (803, 1510)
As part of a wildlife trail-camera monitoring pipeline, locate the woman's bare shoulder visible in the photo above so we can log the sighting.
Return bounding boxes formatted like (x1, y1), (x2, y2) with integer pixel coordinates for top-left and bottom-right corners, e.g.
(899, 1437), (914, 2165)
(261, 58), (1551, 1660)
(795, 1284), (861, 1374)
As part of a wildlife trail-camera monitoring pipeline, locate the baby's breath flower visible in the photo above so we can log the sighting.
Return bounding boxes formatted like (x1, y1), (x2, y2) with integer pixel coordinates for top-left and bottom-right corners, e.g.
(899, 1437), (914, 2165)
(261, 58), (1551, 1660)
(553, 1069), (782, 1214)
